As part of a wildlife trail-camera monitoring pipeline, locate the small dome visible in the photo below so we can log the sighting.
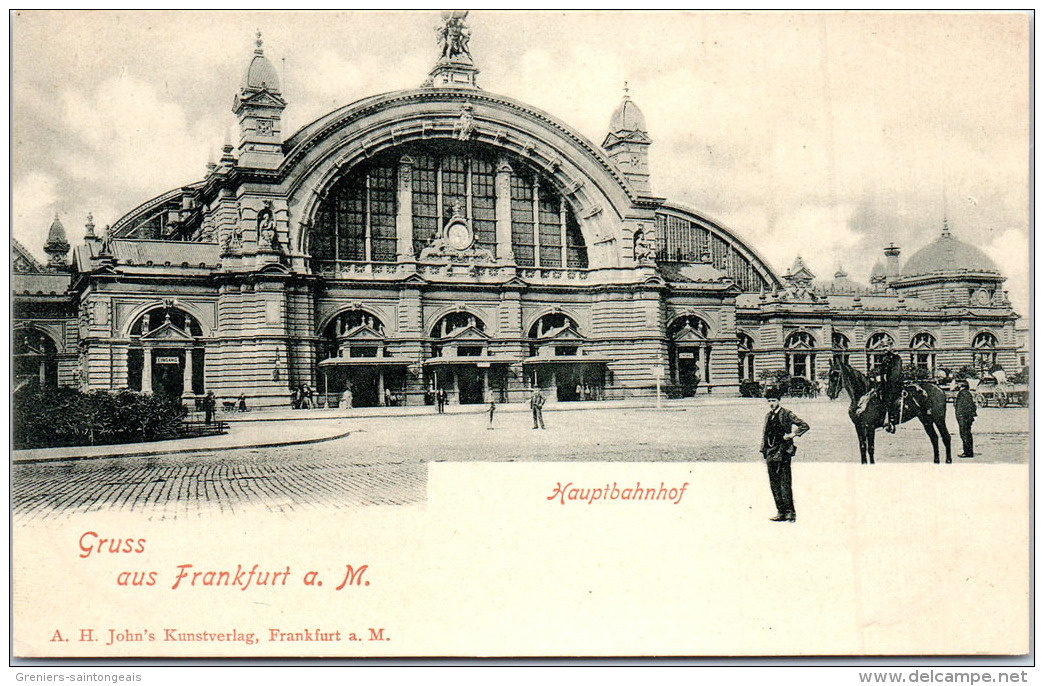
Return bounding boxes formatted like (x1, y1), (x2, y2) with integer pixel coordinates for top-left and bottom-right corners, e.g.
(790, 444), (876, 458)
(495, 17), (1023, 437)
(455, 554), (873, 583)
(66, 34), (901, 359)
(243, 33), (280, 92)
(609, 93), (647, 134)
(902, 229), (999, 277)
(46, 213), (67, 245)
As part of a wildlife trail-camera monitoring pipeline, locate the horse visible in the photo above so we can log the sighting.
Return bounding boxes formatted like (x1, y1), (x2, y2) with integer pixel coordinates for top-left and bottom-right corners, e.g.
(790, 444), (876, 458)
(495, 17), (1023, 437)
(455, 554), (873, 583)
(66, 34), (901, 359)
(826, 358), (952, 464)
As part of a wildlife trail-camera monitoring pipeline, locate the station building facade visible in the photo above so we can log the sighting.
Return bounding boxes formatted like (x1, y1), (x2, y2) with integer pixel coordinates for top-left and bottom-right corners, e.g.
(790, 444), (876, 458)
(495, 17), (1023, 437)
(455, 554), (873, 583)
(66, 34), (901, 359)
(12, 26), (1021, 408)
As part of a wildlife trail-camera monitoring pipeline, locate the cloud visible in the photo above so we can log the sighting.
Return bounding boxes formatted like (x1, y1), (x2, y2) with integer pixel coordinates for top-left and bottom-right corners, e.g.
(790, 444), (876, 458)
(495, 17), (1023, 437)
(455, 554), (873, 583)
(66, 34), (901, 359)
(12, 172), (59, 259)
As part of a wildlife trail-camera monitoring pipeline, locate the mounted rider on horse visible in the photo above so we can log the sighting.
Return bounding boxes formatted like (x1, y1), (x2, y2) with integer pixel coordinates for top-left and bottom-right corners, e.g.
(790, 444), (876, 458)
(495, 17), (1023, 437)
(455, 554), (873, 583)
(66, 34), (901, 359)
(860, 349), (906, 433)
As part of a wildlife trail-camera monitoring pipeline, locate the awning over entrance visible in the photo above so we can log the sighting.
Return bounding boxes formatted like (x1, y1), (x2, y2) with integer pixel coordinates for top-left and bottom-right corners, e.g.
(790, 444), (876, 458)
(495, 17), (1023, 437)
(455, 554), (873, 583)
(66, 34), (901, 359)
(521, 355), (614, 365)
(318, 357), (413, 367)
(422, 355), (514, 367)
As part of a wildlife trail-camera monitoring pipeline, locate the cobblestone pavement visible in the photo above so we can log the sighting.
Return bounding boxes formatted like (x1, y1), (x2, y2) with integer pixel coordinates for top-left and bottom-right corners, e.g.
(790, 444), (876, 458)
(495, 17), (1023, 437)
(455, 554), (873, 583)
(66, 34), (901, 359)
(12, 399), (1028, 520)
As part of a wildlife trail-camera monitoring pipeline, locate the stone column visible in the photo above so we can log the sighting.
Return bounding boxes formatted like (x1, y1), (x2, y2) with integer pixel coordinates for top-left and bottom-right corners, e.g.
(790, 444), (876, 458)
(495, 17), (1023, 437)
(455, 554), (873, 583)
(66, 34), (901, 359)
(378, 369), (386, 406)
(452, 369), (460, 404)
(483, 367), (490, 403)
(397, 156), (415, 261)
(495, 160), (513, 261)
(142, 348), (153, 393)
(183, 349), (194, 396)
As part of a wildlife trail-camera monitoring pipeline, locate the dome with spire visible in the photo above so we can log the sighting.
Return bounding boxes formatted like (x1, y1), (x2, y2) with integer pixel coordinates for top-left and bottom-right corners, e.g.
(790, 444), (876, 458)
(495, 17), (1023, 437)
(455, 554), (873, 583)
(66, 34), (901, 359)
(608, 86), (647, 134)
(46, 213), (68, 247)
(902, 222), (999, 277)
(242, 31), (281, 93)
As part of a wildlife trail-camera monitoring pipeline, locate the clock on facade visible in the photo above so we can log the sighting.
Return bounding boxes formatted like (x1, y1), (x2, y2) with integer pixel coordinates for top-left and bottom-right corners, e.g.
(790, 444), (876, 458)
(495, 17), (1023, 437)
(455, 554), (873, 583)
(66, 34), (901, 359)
(446, 220), (473, 250)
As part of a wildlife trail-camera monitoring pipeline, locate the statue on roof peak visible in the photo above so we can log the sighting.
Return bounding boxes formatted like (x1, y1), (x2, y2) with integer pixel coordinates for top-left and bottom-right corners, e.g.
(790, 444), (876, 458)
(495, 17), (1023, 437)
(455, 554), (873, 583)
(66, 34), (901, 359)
(437, 11), (472, 62)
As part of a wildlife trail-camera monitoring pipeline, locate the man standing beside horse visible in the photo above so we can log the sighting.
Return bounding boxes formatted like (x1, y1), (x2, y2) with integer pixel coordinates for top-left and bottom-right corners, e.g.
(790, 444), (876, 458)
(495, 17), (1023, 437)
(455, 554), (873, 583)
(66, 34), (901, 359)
(760, 388), (809, 522)
(955, 378), (977, 458)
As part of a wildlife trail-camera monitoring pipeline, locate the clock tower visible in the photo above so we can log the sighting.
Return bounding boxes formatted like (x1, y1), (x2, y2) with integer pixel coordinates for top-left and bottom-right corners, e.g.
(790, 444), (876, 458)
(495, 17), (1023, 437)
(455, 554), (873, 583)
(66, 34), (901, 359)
(602, 83), (652, 195)
(233, 31), (286, 170)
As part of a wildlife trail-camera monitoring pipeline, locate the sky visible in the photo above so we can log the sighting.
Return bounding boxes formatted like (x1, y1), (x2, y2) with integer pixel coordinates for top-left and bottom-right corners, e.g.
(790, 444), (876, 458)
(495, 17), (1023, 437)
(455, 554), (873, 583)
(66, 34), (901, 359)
(11, 10), (1031, 315)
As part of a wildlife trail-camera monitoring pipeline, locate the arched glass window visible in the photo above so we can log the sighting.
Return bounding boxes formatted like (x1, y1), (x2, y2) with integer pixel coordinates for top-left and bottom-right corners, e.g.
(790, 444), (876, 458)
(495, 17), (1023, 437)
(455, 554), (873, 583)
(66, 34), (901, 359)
(322, 310), (386, 360)
(528, 313), (581, 357)
(430, 311), (487, 358)
(911, 332), (936, 375)
(737, 332), (756, 381)
(785, 331), (816, 380)
(972, 331), (998, 372)
(312, 144), (588, 269)
(668, 315), (710, 339)
(130, 306), (203, 338)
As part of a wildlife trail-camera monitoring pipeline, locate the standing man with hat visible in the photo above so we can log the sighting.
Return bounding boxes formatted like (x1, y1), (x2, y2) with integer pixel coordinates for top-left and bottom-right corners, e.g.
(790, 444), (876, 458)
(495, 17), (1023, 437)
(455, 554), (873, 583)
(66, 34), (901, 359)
(955, 378), (977, 458)
(760, 387), (810, 522)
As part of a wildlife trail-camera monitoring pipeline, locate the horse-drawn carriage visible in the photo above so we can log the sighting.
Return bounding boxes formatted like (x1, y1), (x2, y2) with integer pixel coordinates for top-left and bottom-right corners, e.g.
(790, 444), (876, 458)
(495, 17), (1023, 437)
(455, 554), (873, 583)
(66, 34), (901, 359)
(971, 379), (1029, 408)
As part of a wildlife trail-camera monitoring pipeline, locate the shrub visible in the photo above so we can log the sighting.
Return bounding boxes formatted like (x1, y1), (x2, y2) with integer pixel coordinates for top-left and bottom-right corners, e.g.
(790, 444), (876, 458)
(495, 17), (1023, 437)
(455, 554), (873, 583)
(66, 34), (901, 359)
(13, 388), (186, 449)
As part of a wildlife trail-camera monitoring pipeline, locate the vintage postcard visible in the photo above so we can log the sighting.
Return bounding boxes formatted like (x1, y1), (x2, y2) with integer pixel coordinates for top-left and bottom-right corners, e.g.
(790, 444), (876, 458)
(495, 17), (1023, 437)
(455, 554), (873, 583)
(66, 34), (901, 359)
(10, 10), (1031, 664)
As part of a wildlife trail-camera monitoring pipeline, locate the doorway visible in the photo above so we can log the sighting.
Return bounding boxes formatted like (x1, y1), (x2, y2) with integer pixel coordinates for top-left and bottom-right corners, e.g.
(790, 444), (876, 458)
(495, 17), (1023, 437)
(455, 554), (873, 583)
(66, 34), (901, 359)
(152, 349), (184, 397)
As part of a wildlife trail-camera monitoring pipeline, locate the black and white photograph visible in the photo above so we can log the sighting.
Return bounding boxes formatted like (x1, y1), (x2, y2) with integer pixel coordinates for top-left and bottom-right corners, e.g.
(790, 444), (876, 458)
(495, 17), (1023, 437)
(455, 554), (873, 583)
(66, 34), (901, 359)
(10, 9), (1031, 674)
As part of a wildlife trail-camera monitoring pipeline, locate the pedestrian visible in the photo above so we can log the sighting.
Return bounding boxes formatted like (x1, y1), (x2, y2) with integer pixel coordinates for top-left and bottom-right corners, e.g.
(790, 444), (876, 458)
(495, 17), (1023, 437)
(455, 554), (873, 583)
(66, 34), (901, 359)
(487, 400), (496, 429)
(529, 388), (546, 429)
(437, 388), (447, 414)
(237, 393), (247, 412)
(203, 390), (216, 425)
(341, 388), (353, 409)
(955, 378), (977, 458)
(303, 384), (313, 409)
(760, 388), (809, 522)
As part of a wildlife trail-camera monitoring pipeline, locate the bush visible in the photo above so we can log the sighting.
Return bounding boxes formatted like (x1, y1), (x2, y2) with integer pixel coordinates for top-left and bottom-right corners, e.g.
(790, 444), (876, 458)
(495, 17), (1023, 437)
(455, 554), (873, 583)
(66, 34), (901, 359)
(739, 380), (763, 397)
(902, 364), (933, 381)
(13, 387), (186, 449)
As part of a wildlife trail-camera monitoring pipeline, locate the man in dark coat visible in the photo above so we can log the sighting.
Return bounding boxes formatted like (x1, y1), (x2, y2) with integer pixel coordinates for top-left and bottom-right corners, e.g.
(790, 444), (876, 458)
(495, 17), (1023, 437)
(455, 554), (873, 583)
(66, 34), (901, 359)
(529, 389), (546, 429)
(955, 379), (977, 458)
(202, 391), (216, 425)
(761, 388), (810, 522)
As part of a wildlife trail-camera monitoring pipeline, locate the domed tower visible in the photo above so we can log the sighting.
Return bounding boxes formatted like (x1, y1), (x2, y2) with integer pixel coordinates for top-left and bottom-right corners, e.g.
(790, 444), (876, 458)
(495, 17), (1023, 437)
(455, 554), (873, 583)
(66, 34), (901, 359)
(43, 213), (70, 269)
(232, 31), (286, 170)
(602, 84), (651, 195)
(892, 219), (1007, 309)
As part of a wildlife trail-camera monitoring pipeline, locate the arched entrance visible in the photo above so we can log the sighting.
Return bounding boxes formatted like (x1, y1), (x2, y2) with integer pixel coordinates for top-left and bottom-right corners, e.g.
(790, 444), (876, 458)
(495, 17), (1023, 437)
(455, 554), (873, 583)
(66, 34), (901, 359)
(14, 327), (58, 389)
(317, 310), (408, 407)
(668, 315), (710, 396)
(523, 312), (607, 401)
(128, 305), (205, 399)
(424, 311), (510, 405)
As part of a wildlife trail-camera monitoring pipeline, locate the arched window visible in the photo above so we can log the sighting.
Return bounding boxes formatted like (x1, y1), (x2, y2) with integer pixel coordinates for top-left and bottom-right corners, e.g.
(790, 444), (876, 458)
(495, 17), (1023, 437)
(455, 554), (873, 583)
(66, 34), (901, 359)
(430, 312), (487, 358)
(911, 332), (936, 375)
(528, 312), (579, 339)
(737, 332), (756, 381)
(528, 313), (582, 357)
(865, 332), (895, 375)
(311, 144), (588, 269)
(129, 305), (203, 338)
(14, 327), (59, 388)
(668, 315), (709, 339)
(972, 331), (998, 372)
(785, 331), (816, 380)
(322, 310), (386, 360)
(831, 330), (851, 364)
